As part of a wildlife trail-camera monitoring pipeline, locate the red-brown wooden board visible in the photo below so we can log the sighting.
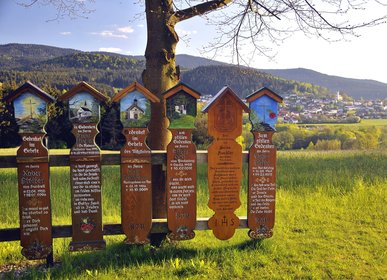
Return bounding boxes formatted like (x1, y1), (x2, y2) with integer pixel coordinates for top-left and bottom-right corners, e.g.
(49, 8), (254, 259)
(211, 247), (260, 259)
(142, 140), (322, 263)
(17, 133), (52, 259)
(59, 82), (108, 251)
(166, 129), (196, 240)
(248, 131), (276, 239)
(112, 82), (159, 244)
(246, 88), (282, 239)
(69, 123), (105, 251)
(202, 87), (249, 240)
(164, 83), (200, 241)
(6, 82), (55, 260)
(120, 128), (152, 244)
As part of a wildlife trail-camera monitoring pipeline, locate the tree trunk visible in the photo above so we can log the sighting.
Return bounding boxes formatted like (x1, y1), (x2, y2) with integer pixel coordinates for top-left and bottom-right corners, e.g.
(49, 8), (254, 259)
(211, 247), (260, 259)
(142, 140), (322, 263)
(143, 0), (179, 150)
(142, 1), (180, 226)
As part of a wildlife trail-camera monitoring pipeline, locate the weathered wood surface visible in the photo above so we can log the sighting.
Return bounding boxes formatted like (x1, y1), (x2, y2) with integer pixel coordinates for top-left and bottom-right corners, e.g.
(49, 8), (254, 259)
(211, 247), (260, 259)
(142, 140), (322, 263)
(0, 218), (249, 242)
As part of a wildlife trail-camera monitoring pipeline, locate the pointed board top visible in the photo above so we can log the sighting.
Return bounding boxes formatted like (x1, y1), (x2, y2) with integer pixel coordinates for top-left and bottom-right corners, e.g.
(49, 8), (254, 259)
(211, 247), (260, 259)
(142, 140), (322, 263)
(58, 81), (109, 102)
(246, 87), (283, 104)
(5, 81), (55, 103)
(112, 81), (160, 103)
(202, 86), (249, 113)
(163, 82), (201, 100)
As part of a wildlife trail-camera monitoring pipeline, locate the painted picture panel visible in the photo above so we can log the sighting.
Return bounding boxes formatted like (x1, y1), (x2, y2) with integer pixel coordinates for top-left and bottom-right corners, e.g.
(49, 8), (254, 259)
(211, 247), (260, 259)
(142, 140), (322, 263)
(119, 90), (151, 128)
(14, 92), (47, 133)
(69, 92), (100, 123)
(249, 95), (279, 131)
(166, 92), (197, 129)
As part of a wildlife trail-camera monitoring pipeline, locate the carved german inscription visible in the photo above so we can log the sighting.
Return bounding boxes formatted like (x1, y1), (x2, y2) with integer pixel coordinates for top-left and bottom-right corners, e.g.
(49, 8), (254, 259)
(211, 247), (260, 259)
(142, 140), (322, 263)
(112, 82), (159, 244)
(120, 128), (152, 244)
(165, 83), (200, 240)
(59, 81), (108, 251)
(17, 134), (52, 259)
(166, 129), (196, 240)
(69, 123), (105, 250)
(248, 131), (276, 238)
(202, 87), (249, 240)
(246, 87), (282, 239)
(7, 82), (54, 259)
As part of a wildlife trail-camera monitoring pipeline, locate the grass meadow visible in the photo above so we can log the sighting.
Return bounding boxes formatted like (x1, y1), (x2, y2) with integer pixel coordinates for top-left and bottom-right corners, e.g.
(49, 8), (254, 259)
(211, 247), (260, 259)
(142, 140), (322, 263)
(0, 149), (386, 279)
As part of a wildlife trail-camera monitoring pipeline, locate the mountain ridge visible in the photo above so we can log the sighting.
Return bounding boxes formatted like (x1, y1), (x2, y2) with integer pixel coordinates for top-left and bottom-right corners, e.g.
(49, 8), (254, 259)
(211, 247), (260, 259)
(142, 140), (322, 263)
(261, 68), (387, 100)
(1, 43), (386, 99)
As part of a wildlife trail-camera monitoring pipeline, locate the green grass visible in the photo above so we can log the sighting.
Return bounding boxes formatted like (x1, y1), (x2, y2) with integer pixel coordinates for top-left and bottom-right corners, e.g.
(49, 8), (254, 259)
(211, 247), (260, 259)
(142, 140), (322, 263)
(0, 150), (386, 279)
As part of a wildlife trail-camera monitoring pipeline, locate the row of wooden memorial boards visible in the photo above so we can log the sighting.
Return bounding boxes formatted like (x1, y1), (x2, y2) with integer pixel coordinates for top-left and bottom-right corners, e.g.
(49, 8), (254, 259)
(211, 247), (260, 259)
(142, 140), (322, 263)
(5, 80), (282, 260)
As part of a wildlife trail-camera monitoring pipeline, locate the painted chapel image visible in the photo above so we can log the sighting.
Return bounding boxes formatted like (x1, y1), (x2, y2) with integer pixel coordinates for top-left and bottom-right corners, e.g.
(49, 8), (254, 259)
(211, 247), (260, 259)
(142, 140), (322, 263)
(118, 90), (151, 128)
(125, 99), (144, 120)
(77, 100), (93, 120)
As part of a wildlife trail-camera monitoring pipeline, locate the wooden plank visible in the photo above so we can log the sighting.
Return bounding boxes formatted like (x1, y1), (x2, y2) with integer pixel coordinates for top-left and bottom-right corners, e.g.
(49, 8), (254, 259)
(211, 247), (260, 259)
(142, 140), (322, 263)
(120, 128), (152, 245)
(0, 217), (249, 242)
(203, 87), (249, 241)
(8, 82), (55, 260)
(0, 151), (248, 168)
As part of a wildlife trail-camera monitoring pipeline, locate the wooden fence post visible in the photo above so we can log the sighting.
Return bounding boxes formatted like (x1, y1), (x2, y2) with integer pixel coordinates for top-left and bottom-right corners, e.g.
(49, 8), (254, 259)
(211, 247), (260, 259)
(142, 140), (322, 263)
(202, 86), (249, 240)
(112, 82), (159, 244)
(246, 87), (283, 239)
(59, 82), (109, 251)
(6, 81), (55, 260)
(164, 83), (201, 240)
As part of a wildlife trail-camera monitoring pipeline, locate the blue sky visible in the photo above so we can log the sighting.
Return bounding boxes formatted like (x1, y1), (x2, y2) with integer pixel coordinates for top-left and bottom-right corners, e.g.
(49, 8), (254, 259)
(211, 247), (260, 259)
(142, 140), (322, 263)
(1, 1), (387, 83)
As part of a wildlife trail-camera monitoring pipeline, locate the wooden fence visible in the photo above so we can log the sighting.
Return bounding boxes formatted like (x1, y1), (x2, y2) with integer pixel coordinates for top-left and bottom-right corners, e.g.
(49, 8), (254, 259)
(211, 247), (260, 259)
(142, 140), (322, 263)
(0, 151), (249, 243)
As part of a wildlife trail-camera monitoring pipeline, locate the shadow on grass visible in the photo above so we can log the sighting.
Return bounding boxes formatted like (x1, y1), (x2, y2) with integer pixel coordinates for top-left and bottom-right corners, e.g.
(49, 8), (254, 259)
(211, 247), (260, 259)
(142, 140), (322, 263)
(17, 237), (269, 278)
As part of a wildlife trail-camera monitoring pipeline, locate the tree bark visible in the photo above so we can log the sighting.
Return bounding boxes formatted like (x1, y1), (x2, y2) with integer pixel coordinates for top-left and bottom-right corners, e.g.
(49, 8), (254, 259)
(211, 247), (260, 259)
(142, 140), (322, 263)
(143, 0), (178, 150)
(143, 0), (234, 150)
(142, 1), (179, 225)
(142, 0), (234, 234)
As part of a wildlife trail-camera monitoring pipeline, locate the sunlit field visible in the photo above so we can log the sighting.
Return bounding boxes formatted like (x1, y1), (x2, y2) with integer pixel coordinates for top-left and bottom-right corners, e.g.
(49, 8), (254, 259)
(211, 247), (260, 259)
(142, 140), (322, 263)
(0, 149), (386, 279)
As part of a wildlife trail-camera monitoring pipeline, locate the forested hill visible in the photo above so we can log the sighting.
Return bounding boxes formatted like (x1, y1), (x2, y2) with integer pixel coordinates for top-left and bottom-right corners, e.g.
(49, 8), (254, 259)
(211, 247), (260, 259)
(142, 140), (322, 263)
(1, 43), (386, 99)
(0, 43), (78, 69)
(262, 68), (387, 100)
(182, 65), (332, 98)
(0, 51), (333, 98)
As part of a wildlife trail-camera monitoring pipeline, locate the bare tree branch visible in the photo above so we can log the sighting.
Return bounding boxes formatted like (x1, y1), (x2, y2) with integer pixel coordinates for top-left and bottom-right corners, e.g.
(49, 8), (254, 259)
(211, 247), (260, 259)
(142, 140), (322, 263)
(17, 0), (96, 21)
(174, 0), (233, 22)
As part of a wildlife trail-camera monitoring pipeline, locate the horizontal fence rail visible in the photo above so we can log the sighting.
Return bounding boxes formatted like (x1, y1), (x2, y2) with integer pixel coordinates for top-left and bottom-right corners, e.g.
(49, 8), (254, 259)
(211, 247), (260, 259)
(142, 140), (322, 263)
(0, 151), (250, 242)
(0, 150), (249, 168)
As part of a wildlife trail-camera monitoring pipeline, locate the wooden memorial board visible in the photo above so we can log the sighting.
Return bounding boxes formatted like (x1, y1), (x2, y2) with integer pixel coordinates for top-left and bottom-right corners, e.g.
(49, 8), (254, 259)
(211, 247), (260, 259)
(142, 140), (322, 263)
(112, 82), (159, 244)
(246, 87), (282, 239)
(202, 87), (249, 240)
(6, 81), (54, 259)
(164, 83), (200, 240)
(59, 81), (108, 251)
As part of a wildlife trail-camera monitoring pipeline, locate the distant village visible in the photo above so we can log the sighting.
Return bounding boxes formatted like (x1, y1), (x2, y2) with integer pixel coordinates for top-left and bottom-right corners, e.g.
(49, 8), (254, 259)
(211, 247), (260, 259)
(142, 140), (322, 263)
(200, 91), (387, 123)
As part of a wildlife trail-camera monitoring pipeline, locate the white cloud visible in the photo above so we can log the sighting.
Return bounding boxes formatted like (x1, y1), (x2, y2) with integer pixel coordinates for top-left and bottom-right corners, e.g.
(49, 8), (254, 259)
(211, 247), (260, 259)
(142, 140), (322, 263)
(91, 30), (128, 39)
(137, 24), (145, 28)
(98, 47), (122, 53)
(117, 26), (134, 33)
(60, 32), (71, 36)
